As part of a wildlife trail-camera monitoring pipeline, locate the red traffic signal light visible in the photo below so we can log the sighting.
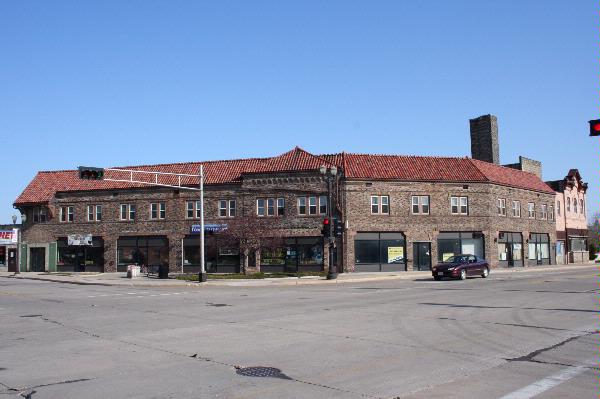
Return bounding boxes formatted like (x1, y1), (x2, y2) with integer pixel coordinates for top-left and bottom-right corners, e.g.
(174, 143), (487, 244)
(589, 119), (600, 136)
(321, 217), (331, 236)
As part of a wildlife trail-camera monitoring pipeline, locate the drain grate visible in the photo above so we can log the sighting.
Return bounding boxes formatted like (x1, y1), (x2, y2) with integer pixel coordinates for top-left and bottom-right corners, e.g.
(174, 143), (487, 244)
(236, 366), (290, 379)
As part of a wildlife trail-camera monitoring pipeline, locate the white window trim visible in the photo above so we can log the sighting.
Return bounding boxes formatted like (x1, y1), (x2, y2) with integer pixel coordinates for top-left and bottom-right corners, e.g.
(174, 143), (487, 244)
(257, 198), (266, 217)
(528, 202), (535, 219)
(297, 197), (307, 216)
(512, 201), (521, 218)
(120, 204), (135, 221)
(370, 196), (379, 214)
(497, 198), (506, 216)
(228, 200), (236, 217)
(451, 196), (468, 215)
(370, 195), (389, 215)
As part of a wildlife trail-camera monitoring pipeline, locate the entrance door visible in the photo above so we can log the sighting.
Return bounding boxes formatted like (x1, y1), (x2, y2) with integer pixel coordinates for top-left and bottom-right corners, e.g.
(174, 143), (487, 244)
(7, 248), (17, 272)
(30, 248), (45, 272)
(413, 242), (431, 271)
(506, 245), (514, 267)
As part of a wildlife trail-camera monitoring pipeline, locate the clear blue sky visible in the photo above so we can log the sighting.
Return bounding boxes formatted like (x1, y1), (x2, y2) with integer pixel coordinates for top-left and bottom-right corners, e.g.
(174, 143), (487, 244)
(1, 1), (597, 223)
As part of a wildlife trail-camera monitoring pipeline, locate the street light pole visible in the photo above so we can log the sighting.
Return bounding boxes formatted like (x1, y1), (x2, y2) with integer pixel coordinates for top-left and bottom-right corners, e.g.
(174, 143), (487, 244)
(320, 166), (338, 280)
(12, 214), (20, 275)
(199, 165), (207, 282)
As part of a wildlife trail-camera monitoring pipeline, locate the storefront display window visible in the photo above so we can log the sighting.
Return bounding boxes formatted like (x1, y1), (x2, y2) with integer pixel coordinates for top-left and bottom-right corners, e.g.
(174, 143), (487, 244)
(569, 237), (587, 252)
(261, 237), (323, 273)
(57, 237), (104, 272)
(355, 232), (406, 272)
(437, 232), (484, 262)
(117, 236), (168, 272)
(528, 233), (550, 265)
(497, 232), (523, 267)
(183, 235), (240, 273)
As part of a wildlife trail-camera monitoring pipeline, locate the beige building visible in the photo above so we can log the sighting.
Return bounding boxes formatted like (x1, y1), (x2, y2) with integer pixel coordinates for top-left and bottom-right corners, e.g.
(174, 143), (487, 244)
(546, 170), (588, 264)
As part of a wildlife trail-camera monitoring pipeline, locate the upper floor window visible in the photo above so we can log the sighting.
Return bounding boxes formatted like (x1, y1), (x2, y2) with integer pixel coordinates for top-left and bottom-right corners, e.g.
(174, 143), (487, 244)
(87, 205), (102, 222)
(257, 198), (284, 217)
(541, 204), (547, 220)
(186, 201), (202, 219)
(297, 197), (306, 215)
(297, 196), (324, 216)
(512, 201), (521, 218)
(580, 199), (584, 214)
(371, 195), (389, 214)
(573, 198), (578, 213)
(556, 200), (561, 216)
(497, 198), (506, 216)
(120, 204), (136, 220)
(411, 196), (429, 215)
(33, 207), (48, 223)
(566, 197), (570, 212)
(150, 202), (166, 219)
(59, 206), (74, 223)
(218, 200), (236, 217)
(450, 196), (468, 215)
(528, 202), (535, 219)
(549, 205), (554, 221)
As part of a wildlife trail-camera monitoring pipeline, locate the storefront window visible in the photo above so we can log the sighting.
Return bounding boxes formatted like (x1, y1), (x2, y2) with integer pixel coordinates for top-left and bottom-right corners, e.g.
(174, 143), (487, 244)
(497, 232), (523, 267)
(569, 238), (587, 252)
(437, 232), (484, 262)
(117, 236), (168, 272)
(528, 233), (550, 264)
(355, 232), (406, 271)
(183, 235), (240, 273)
(57, 237), (104, 272)
(261, 237), (323, 273)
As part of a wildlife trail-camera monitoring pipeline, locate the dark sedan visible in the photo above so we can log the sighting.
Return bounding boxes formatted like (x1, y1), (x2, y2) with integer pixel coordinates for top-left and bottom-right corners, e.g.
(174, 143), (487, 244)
(431, 254), (490, 280)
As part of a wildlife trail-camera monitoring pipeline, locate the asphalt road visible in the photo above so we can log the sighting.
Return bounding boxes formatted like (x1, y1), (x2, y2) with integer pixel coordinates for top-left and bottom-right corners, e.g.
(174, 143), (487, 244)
(0, 266), (597, 399)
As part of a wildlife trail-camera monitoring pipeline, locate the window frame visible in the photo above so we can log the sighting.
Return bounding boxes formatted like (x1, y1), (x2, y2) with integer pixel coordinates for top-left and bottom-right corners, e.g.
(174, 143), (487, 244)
(120, 204), (135, 221)
(450, 196), (468, 215)
(218, 200), (227, 218)
(370, 195), (389, 215)
(297, 197), (306, 215)
(580, 199), (584, 214)
(573, 198), (578, 213)
(150, 202), (166, 220)
(309, 196), (317, 215)
(528, 202), (535, 219)
(228, 200), (236, 217)
(512, 200), (521, 218)
(541, 204), (547, 220)
(556, 200), (561, 216)
(411, 195), (430, 215)
(277, 198), (284, 216)
(257, 198), (266, 217)
(370, 196), (379, 214)
(318, 195), (328, 215)
(549, 205), (554, 221)
(497, 198), (506, 216)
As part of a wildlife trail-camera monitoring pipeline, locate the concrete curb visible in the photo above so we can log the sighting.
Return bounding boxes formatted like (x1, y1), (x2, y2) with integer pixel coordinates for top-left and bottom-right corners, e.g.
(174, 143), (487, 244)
(0, 263), (596, 288)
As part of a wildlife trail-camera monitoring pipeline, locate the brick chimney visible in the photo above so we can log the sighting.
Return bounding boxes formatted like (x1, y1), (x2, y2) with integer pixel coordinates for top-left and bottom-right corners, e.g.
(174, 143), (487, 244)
(470, 114), (499, 164)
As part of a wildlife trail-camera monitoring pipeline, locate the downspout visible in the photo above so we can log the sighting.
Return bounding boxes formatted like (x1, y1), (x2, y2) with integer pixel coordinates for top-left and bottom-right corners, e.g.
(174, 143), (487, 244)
(562, 191), (568, 263)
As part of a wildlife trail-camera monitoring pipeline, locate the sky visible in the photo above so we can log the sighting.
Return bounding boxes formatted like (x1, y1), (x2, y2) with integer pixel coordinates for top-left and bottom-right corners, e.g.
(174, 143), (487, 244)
(0, 1), (597, 223)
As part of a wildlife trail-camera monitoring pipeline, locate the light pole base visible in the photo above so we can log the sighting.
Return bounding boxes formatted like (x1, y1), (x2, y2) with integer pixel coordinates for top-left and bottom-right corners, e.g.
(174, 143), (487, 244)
(326, 271), (338, 280)
(198, 272), (208, 283)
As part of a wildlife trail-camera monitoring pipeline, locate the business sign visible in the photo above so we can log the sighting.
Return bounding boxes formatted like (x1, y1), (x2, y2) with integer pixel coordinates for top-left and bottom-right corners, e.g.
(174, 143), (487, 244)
(387, 246), (404, 263)
(0, 229), (18, 245)
(191, 224), (228, 234)
(68, 234), (93, 246)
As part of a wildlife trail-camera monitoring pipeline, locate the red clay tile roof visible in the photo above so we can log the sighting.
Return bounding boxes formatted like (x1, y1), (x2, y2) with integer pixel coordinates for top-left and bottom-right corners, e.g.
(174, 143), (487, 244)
(14, 147), (554, 205)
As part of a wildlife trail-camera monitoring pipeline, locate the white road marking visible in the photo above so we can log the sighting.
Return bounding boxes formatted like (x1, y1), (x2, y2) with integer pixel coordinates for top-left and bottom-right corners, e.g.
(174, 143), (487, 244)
(88, 291), (189, 299)
(499, 361), (593, 399)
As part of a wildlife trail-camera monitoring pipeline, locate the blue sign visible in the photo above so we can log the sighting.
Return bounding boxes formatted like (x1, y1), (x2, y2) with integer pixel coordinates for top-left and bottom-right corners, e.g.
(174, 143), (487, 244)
(191, 224), (228, 234)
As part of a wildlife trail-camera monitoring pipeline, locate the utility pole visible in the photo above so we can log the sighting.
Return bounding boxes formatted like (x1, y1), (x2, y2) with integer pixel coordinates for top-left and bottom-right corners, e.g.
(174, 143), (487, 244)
(199, 165), (207, 282)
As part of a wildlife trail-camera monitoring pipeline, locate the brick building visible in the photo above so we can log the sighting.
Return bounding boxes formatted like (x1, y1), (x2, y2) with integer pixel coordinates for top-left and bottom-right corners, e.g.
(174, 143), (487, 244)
(13, 116), (557, 273)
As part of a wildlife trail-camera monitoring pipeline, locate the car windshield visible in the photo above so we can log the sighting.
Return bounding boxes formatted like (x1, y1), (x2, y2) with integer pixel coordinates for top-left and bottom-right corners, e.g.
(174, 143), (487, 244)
(443, 255), (469, 263)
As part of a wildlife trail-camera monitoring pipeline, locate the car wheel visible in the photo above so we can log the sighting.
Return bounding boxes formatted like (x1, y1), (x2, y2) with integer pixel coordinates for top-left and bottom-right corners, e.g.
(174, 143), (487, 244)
(481, 267), (489, 278)
(434, 276), (442, 281)
(459, 269), (467, 280)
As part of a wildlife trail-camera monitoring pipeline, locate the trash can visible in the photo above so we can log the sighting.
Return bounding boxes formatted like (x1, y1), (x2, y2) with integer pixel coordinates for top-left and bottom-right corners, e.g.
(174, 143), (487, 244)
(158, 264), (169, 279)
(127, 265), (140, 278)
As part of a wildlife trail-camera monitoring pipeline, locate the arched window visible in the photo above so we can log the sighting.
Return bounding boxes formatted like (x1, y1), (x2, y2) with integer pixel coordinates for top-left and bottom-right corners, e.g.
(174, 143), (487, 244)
(573, 198), (578, 213)
(566, 197), (570, 212)
(580, 199), (584, 214)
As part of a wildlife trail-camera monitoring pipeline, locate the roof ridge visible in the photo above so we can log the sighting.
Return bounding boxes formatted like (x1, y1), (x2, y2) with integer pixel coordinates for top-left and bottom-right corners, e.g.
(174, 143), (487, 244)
(344, 152), (469, 160)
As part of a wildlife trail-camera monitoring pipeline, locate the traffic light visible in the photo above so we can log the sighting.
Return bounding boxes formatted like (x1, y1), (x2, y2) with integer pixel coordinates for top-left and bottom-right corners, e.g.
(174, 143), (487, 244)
(589, 119), (600, 136)
(334, 218), (344, 237)
(78, 166), (105, 180)
(321, 217), (331, 237)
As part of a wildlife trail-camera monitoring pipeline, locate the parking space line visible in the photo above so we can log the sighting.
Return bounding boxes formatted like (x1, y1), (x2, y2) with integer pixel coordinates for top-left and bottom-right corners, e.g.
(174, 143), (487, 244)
(498, 361), (593, 399)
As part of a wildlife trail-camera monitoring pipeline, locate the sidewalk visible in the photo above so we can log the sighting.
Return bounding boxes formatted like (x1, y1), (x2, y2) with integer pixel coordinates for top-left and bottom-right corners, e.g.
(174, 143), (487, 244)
(0, 263), (596, 288)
